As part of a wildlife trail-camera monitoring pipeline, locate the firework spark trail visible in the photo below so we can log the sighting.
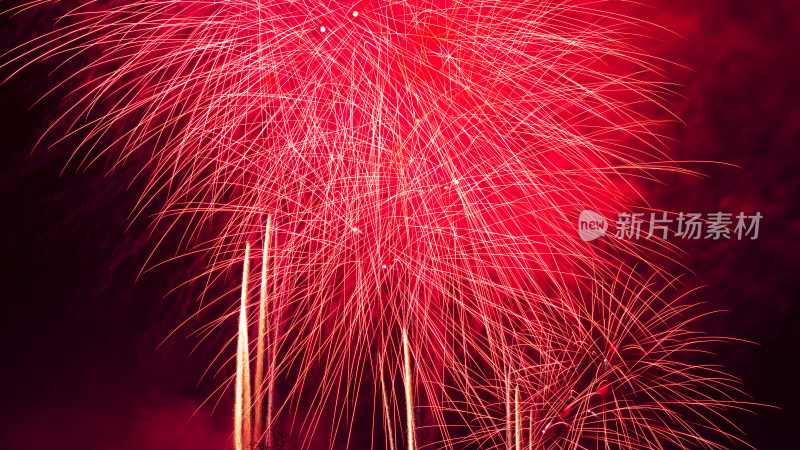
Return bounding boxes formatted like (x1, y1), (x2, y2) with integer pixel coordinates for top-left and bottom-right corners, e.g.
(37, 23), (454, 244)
(379, 352), (396, 450)
(505, 372), (512, 449)
(3, 0), (749, 448)
(528, 411), (533, 450)
(235, 244), (252, 450)
(402, 327), (416, 450)
(515, 385), (520, 450)
(254, 216), (272, 442)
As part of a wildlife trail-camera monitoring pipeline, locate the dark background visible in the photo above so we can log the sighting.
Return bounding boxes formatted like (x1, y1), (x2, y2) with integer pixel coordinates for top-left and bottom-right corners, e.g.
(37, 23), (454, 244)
(1, 1), (799, 448)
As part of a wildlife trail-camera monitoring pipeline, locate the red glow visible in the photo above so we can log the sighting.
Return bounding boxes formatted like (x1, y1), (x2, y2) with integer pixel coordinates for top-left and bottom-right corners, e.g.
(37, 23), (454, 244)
(3, 1), (746, 448)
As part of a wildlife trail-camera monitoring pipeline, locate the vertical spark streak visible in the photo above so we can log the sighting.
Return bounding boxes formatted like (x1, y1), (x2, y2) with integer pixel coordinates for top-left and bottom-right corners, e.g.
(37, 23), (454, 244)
(505, 373), (512, 450)
(235, 244), (252, 450)
(380, 352), (396, 450)
(515, 385), (521, 450)
(528, 412), (533, 450)
(266, 239), (280, 444)
(402, 328), (415, 450)
(254, 217), (272, 442)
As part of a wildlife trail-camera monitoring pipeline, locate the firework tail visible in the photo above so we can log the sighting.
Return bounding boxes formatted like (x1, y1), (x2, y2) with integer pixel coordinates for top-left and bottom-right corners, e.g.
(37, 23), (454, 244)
(505, 372), (511, 449)
(267, 249), (280, 445)
(402, 328), (415, 450)
(235, 244), (252, 450)
(254, 216), (272, 442)
(515, 385), (521, 450)
(528, 412), (533, 450)
(380, 351), (395, 450)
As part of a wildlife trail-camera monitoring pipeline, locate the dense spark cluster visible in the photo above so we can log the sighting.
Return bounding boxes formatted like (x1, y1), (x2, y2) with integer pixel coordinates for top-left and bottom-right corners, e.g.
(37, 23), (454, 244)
(4, 0), (745, 448)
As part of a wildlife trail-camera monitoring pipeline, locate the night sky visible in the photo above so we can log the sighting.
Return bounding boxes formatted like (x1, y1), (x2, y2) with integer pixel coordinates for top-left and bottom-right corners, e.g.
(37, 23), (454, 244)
(1, 1), (799, 449)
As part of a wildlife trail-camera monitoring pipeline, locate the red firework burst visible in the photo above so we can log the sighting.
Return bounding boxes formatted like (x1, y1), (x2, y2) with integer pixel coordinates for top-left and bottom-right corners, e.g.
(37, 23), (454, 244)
(3, 0), (746, 448)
